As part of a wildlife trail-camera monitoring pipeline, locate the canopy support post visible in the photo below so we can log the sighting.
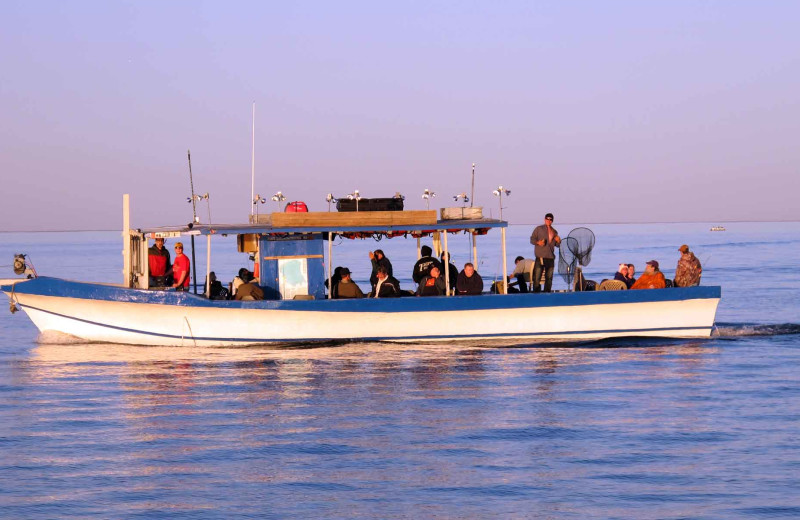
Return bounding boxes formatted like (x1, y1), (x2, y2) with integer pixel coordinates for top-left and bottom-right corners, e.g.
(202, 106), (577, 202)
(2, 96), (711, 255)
(205, 235), (212, 298)
(327, 231), (333, 299)
(501, 227), (508, 294)
(443, 230), (450, 296)
(122, 194), (131, 287)
(472, 233), (478, 268)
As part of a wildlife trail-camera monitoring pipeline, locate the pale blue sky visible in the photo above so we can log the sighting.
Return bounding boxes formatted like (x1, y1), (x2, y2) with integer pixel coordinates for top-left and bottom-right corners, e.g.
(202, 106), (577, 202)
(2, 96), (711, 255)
(1, 1), (798, 230)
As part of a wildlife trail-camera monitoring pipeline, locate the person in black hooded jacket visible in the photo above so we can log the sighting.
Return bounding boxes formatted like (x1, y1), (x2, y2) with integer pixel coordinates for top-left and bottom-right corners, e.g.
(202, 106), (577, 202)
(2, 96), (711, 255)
(412, 245), (442, 284)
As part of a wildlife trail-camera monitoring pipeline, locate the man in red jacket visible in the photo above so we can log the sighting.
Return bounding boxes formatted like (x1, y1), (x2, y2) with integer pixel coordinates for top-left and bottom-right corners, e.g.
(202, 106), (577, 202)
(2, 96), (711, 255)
(148, 237), (171, 287)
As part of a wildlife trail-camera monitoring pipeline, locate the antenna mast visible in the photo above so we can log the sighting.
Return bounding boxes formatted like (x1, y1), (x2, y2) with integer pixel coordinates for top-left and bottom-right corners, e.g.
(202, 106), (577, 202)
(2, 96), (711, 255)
(250, 101), (256, 216)
(188, 150), (197, 221)
(187, 150), (199, 294)
(470, 163), (475, 207)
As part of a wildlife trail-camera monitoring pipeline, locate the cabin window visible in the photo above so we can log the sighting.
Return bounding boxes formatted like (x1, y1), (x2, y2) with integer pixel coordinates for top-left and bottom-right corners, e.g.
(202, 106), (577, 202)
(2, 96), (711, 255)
(278, 258), (309, 299)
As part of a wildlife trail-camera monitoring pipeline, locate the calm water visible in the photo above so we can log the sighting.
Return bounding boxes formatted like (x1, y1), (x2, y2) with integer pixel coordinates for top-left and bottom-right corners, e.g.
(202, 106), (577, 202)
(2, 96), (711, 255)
(1, 223), (799, 518)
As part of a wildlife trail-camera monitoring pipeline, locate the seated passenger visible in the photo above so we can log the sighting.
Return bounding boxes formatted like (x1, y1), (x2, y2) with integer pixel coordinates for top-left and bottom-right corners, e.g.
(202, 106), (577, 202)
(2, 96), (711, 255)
(412, 245), (442, 284)
(440, 252), (459, 292)
(369, 266), (401, 298)
(456, 263), (483, 295)
(674, 244), (702, 287)
(626, 264), (636, 288)
(231, 267), (250, 298)
(417, 265), (446, 296)
(335, 267), (364, 299)
(508, 256), (534, 293)
(325, 266), (344, 298)
(369, 250), (393, 287)
(204, 271), (228, 300)
(614, 264), (629, 284)
(234, 268), (264, 300)
(630, 260), (666, 290)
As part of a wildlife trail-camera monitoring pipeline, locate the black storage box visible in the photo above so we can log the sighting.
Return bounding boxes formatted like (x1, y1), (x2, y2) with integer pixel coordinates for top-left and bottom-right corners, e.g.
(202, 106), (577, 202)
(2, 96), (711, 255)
(336, 197), (404, 212)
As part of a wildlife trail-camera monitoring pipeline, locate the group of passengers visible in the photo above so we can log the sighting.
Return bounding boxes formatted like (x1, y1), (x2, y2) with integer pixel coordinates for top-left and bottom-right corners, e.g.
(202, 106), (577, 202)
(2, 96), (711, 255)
(329, 245), (485, 299)
(607, 244), (702, 290)
(149, 212), (703, 300)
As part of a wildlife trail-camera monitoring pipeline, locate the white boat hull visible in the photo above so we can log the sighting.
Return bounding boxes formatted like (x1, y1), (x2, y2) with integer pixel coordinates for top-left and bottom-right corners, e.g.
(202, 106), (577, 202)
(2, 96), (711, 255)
(5, 278), (721, 347)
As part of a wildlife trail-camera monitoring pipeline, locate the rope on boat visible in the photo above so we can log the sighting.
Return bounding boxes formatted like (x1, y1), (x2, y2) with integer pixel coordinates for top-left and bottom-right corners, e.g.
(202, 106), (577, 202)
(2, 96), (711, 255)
(183, 316), (197, 347)
(8, 282), (20, 314)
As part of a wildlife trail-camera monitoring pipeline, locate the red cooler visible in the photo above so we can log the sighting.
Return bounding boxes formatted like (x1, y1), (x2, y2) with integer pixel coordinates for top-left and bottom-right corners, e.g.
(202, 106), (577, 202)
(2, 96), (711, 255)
(285, 201), (309, 212)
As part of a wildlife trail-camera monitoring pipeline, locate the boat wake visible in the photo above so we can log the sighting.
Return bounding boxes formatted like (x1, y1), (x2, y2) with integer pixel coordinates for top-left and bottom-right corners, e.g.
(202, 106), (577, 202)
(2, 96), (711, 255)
(714, 323), (800, 337)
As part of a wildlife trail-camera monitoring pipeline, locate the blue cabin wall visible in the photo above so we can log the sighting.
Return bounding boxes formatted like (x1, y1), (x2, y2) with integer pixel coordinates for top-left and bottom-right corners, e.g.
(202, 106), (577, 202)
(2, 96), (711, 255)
(258, 234), (325, 300)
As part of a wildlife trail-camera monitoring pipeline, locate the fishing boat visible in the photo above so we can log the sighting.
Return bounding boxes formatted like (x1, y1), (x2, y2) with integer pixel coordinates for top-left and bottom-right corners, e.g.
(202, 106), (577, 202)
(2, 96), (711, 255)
(710, 225), (726, 232)
(2, 195), (721, 347)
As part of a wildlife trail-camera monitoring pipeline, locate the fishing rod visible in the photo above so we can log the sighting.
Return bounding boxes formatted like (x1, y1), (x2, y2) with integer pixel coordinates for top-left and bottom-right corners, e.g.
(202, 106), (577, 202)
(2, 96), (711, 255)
(187, 150), (198, 295)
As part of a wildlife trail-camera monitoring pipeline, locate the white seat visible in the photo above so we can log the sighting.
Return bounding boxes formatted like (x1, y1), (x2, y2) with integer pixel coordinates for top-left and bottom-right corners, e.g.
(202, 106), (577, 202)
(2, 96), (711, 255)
(527, 261), (545, 291)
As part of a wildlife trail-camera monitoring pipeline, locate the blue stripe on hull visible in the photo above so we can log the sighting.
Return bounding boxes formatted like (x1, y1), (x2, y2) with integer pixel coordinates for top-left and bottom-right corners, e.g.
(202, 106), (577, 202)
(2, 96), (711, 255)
(21, 302), (712, 344)
(5, 277), (722, 312)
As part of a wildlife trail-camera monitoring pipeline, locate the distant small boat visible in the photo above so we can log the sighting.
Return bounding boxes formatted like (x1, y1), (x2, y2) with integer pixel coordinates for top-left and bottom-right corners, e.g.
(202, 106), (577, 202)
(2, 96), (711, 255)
(710, 226), (726, 232)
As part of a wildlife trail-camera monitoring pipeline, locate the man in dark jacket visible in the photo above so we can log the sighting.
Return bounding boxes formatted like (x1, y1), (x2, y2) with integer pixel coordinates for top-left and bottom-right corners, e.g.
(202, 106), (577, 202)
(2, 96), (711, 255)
(456, 263), (484, 295)
(369, 266), (401, 298)
(412, 245), (442, 284)
(369, 249), (393, 286)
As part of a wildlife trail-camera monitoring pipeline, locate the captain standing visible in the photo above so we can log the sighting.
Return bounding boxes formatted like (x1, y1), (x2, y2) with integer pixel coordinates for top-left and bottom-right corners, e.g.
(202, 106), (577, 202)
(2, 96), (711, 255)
(529, 213), (561, 293)
(148, 237), (171, 288)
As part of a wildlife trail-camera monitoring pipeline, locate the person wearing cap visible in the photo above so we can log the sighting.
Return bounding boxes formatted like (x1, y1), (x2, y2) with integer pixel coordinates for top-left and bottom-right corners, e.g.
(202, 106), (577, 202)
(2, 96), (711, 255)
(335, 267), (364, 299)
(171, 242), (191, 291)
(631, 260), (666, 290)
(674, 245), (702, 287)
(614, 264), (629, 284)
(529, 213), (561, 293)
(234, 268), (264, 300)
(148, 237), (171, 288)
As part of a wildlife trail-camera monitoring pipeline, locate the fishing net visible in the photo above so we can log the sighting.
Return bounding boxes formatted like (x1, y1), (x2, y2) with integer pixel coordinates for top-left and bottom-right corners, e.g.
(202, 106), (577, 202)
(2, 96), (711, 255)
(567, 227), (595, 266)
(558, 237), (578, 285)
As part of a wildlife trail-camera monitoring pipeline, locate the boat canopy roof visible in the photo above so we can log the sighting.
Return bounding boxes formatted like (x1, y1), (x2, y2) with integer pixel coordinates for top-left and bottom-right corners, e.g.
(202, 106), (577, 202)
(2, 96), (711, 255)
(140, 214), (507, 238)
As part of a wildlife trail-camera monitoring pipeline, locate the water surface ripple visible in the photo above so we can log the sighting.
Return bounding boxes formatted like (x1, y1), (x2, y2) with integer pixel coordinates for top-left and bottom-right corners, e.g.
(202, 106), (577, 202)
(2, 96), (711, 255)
(2, 223), (800, 517)
(0, 340), (798, 519)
